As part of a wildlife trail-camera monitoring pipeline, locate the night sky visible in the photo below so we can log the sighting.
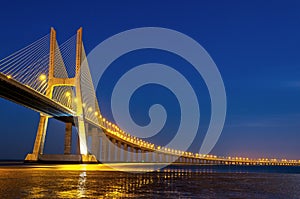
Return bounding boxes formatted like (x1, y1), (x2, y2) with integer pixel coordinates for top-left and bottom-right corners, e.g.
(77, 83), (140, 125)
(0, 0), (300, 160)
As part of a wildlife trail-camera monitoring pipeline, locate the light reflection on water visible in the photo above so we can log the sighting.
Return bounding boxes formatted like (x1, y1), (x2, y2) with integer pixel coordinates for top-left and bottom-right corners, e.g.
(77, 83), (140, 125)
(0, 164), (299, 198)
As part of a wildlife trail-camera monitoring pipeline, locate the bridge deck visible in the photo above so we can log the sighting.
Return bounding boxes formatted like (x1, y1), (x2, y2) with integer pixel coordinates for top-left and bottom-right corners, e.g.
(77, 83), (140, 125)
(0, 73), (74, 120)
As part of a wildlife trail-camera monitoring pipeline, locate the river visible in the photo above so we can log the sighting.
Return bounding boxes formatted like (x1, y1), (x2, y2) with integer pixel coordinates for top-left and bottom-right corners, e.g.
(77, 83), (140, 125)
(0, 163), (299, 198)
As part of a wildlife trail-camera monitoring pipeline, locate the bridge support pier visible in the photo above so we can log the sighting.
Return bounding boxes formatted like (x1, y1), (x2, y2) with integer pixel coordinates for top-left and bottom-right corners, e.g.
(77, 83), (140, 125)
(148, 152), (153, 162)
(117, 141), (121, 162)
(155, 153), (160, 162)
(100, 135), (108, 162)
(91, 127), (100, 159)
(64, 122), (72, 154)
(109, 139), (116, 162)
(25, 115), (49, 161)
(123, 144), (128, 162)
(130, 147), (135, 162)
(141, 150), (146, 162)
(162, 154), (166, 163)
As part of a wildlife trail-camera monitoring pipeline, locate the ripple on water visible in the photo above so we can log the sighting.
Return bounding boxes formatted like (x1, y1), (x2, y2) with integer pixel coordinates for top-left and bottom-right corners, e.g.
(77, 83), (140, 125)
(0, 164), (299, 198)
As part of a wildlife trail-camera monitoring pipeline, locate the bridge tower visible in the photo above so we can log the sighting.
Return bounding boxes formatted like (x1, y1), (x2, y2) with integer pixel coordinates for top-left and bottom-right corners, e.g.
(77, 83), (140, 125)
(25, 28), (97, 163)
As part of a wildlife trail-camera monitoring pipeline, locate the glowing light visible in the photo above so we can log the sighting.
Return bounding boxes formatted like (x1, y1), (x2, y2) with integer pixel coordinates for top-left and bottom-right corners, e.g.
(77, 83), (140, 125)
(65, 91), (71, 97)
(39, 74), (46, 81)
(88, 107), (92, 112)
(82, 103), (86, 108)
(7, 75), (12, 79)
(74, 98), (78, 103)
(94, 111), (99, 116)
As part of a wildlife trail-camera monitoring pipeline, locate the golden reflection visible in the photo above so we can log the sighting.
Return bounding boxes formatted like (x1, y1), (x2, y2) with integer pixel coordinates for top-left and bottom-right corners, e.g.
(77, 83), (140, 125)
(77, 172), (87, 197)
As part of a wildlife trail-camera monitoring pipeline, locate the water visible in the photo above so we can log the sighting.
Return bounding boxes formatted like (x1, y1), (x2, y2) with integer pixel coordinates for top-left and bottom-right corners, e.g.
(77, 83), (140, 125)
(0, 163), (300, 198)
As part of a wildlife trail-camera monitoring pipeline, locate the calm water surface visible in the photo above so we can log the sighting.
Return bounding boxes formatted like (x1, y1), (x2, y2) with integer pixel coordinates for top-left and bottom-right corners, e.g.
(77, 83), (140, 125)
(0, 163), (300, 198)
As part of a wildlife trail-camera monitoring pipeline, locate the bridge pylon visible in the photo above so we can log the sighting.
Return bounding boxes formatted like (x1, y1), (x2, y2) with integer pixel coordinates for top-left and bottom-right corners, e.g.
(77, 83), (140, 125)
(25, 27), (97, 163)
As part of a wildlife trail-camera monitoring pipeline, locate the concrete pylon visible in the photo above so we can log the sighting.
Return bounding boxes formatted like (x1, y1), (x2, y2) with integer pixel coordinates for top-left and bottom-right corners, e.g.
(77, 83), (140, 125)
(116, 141), (121, 162)
(141, 150), (146, 162)
(155, 153), (160, 162)
(64, 122), (72, 154)
(123, 144), (128, 162)
(148, 152), (153, 162)
(130, 147), (135, 162)
(100, 134), (108, 162)
(109, 138), (116, 162)
(25, 27), (96, 163)
(91, 127), (100, 158)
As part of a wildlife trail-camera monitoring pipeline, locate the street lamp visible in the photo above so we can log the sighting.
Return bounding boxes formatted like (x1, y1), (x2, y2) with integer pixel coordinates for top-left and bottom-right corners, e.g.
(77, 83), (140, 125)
(39, 74), (47, 81)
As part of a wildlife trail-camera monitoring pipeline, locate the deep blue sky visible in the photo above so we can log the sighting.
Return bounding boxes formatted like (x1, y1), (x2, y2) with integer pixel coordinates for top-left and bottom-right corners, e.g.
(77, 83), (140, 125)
(0, 0), (299, 159)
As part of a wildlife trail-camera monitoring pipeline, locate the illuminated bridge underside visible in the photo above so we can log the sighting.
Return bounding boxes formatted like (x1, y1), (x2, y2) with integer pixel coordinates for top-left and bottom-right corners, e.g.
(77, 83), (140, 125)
(0, 28), (299, 166)
(0, 73), (74, 122)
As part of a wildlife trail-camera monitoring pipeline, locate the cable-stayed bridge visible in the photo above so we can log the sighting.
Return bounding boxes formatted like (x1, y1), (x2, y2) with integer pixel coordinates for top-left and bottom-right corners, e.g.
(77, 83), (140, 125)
(0, 28), (299, 166)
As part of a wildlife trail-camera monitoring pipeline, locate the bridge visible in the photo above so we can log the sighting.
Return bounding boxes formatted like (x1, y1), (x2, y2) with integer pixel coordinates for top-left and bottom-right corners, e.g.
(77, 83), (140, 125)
(0, 28), (299, 166)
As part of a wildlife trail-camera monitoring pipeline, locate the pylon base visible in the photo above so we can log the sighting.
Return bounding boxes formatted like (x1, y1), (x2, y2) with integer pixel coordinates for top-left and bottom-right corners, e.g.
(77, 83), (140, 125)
(24, 154), (98, 164)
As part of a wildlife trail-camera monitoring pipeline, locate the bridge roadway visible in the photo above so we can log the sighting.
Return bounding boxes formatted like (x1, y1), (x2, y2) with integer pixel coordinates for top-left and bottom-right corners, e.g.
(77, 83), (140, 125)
(0, 72), (74, 123)
(1, 72), (300, 166)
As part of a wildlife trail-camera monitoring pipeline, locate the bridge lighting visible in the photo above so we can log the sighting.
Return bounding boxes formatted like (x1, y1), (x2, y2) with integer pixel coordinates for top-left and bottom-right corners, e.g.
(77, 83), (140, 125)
(88, 107), (92, 112)
(73, 97), (78, 103)
(82, 103), (86, 108)
(6, 75), (12, 79)
(65, 91), (71, 97)
(39, 74), (47, 81)
(94, 111), (99, 116)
